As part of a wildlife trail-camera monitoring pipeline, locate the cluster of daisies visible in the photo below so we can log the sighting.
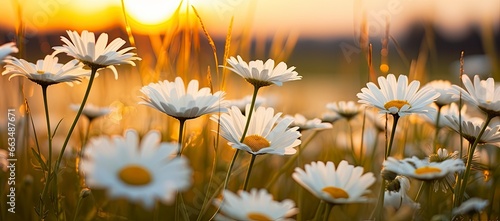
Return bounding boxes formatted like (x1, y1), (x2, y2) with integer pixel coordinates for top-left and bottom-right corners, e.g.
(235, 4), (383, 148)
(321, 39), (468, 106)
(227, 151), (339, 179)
(0, 30), (497, 221)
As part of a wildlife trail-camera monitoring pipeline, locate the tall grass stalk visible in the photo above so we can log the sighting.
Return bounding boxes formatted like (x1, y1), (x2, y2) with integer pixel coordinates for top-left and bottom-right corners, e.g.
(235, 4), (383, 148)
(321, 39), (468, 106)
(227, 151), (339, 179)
(453, 52), (465, 208)
(195, 13), (233, 221)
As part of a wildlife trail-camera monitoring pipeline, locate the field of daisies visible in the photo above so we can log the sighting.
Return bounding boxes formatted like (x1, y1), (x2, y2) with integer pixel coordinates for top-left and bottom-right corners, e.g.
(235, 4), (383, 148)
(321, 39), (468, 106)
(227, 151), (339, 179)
(1, 5), (499, 221)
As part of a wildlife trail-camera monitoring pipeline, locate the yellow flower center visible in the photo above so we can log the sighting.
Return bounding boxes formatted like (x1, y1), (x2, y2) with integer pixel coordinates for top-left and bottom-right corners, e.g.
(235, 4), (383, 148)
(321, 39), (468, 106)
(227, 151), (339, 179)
(322, 186), (349, 199)
(414, 166), (442, 175)
(247, 212), (273, 221)
(243, 135), (271, 152)
(118, 164), (153, 186)
(384, 100), (410, 111)
(37, 70), (45, 74)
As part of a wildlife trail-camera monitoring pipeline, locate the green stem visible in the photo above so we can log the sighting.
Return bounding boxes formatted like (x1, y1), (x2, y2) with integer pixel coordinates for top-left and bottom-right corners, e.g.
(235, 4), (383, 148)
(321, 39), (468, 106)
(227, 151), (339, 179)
(241, 85), (260, 140)
(38, 85), (54, 220)
(77, 121), (92, 187)
(297, 169), (304, 221)
(313, 201), (326, 221)
(371, 114), (400, 220)
(433, 105), (442, 153)
(371, 179), (386, 221)
(82, 119), (92, 147)
(221, 86), (260, 190)
(369, 131), (381, 171)
(457, 115), (493, 203)
(426, 181), (433, 217)
(177, 119), (187, 157)
(175, 192), (189, 221)
(54, 67), (98, 174)
(226, 85), (260, 187)
(221, 150), (239, 191)
(72, 194), (85, 221)
(457, 91), (465, 160)
(208, 150), (270, 220)
(243, 154), (257, 191)
(44, 68), (97, 220)
(386, 114), (400, 159)
(211, 85), (261, 218)
(454, 96), (465, 208)
(296, 138), (304, 221)
(41, 85), (53, 176)
(347, 120), (358, 165)
(153, 201), (160, 221)
(323, 203), (333, 221)
(414, 181), (425, 202)
(196, 128), (220, 221)
(360, 109), (367, 165)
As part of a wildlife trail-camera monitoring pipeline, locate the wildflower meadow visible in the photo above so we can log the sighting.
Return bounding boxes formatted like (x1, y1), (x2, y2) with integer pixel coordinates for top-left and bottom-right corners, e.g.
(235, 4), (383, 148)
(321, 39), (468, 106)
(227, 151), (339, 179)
(0, 1), (499, 221)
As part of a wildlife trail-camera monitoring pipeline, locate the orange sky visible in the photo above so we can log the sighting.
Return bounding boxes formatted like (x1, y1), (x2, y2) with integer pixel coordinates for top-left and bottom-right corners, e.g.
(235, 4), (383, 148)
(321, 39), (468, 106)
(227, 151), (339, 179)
(1, 0), (499, 39)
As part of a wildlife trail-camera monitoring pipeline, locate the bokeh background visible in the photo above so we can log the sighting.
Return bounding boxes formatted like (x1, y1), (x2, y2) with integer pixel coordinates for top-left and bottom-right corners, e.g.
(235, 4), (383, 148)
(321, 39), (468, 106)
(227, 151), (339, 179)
(1, 0), (499, 117)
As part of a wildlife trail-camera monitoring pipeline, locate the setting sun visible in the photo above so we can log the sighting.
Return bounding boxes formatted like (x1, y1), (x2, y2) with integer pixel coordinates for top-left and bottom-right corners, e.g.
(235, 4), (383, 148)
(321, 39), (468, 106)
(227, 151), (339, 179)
(124, 0), (182, 25)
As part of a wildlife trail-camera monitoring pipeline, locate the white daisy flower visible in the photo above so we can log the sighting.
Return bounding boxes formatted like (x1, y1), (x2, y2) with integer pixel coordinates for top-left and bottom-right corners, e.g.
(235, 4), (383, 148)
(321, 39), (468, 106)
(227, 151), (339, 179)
(423, 80), (458, 106)
(70, 103), (113, 121)
(225, 55), (302, 88)
(426, 102), (469, 128)
(429, 148), (459, 192)
(285, 113), (332, 131)
(52, 30), (141, 79)
(214, 189), (298, 221)
(292, 160), (375, 204)
(452, 74), (500, 116)
(0, 42), (18, 62)
(384, 176), (420, 210)
(2, 55), (89, 86)
(326, 101), (362, 120)
(211, 105), (301, 155)
(80, 129), (192, 209)
(357, 74), (439, 118)
(321, 111), (341, 124)
(140, 77), (228, 120)
(452, 198), (488, 216)
(383, 156), (465, 181)
(442, 114), (500, 145)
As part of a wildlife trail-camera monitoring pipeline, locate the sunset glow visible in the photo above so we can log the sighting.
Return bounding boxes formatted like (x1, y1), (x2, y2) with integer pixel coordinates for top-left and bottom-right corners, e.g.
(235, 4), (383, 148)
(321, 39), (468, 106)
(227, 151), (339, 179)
(0, 0), (497, 38)
(124, 0), (181, 25)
